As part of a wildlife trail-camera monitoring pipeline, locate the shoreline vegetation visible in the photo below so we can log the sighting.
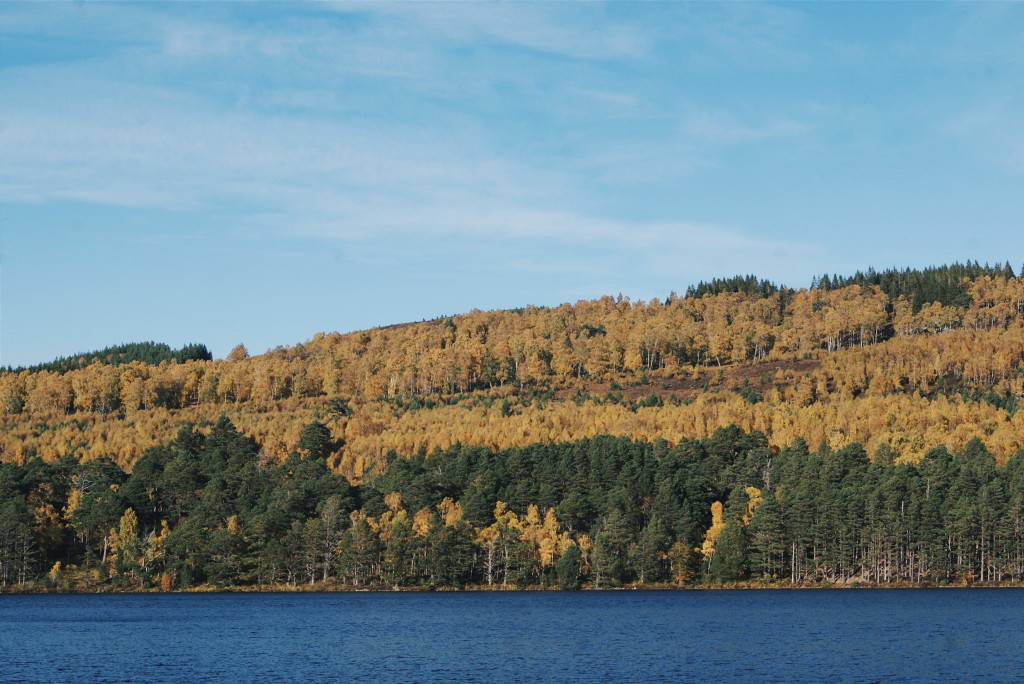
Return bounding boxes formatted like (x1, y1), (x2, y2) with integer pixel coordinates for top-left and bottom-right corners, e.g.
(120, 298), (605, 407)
(2, 264), (1024, 594)
(3, 420), (1024, 593)
(6, 580), (1024, 595)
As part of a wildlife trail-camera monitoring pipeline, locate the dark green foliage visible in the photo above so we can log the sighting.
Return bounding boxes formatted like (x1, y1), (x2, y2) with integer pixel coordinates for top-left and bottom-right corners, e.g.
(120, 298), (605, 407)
(0, 494), (35, 585)
(424, 521), (476, 588)
(360, 429), (1024, 587)
(748, 492), (785, 580)
(812, 261), (1016, 312)
(556, 543), (582, 590)
(325, 397), (354, 418)
(296, 421), (334, 460)
(960, 390), (1019, 416)
(6, 342), (212, 375)
(3, 418), (1024, 589)
(686, 275), (780, 299)
(382, 518), (417, 587)
(708, 522), (748, 582)
(629, 515), (671, 583)
(337, 517), (382, 586)
(592, 510), (631, 587)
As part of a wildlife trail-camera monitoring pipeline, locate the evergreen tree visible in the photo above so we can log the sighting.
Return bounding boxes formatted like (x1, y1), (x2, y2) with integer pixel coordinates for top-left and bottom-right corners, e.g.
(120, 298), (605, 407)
(555, 543), (582, 590)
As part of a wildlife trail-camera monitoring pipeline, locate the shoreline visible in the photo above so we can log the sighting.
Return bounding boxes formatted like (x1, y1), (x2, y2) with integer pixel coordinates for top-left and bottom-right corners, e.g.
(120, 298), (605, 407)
(5, 580), (1024, 595)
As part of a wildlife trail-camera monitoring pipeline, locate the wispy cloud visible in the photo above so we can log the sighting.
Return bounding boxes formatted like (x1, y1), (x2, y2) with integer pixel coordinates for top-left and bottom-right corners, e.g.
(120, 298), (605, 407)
(680, 108), (810, 147)
(328, 2), (651, 60)
(662, 2), (812, 70)
(0, 3), (800, 252)
(6, 69), (807, 272)
(5, 0), (1007, 306)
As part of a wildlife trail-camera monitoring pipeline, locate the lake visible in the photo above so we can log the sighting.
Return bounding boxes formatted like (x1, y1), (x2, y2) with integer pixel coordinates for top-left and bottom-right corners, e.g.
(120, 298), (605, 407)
(2, 589), (1022, 682)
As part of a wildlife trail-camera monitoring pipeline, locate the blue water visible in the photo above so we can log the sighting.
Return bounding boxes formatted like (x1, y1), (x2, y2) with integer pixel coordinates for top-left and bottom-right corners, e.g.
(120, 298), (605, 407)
(1, 589), (1022, 682)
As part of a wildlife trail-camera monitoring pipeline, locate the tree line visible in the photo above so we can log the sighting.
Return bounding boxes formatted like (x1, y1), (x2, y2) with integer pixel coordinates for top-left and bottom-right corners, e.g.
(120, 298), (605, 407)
(3, 419), (1023, 590)
(4, 342), (212, 376)
(812, 261), (1019, 312)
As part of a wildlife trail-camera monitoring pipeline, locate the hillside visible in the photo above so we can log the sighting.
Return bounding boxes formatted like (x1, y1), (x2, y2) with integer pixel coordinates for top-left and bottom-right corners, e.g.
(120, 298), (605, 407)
(2, 263), (1024, 591)
(1, 264), (1022, 479)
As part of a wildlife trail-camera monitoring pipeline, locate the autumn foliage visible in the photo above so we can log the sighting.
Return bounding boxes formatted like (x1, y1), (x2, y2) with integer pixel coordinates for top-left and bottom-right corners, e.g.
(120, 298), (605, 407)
(2, 269), (1022, 477)
(3, 263), (1024, 590)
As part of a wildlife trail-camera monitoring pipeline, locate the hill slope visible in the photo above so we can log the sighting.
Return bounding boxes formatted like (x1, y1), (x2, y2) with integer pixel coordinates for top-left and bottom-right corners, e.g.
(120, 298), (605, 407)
(2, 263), (1024, 591)
(1, 265), (1022, 477)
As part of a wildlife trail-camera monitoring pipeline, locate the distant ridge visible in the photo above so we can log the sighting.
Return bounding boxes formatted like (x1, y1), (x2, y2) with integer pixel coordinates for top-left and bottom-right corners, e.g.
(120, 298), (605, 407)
(6, 341), (212, 375)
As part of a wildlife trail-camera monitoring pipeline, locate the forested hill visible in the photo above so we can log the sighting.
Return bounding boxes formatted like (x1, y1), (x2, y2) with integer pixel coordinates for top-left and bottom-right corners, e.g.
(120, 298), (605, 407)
(3, 262), (1023, 478)
(2, 262), (1024, 590)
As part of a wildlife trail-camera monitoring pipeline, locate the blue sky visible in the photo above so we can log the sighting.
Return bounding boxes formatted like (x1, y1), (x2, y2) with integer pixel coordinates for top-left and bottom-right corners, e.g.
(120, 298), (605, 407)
(1, 2), (1022, 367)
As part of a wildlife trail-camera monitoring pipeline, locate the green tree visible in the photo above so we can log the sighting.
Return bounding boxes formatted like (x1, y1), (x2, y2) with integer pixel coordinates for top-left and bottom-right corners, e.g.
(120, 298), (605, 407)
(708, 521), (749, 582)
(297, 421), (334, 460)
(337, 517), (382, 586)
(383, 518), (418, 587)
(748, 493), (785, 580)
(628, 515), (670, 584)
(592, 510), (631, 587)
(555, 543), (582, 590)
(425, 520), (476, 588)
(0, 497), (35, 585)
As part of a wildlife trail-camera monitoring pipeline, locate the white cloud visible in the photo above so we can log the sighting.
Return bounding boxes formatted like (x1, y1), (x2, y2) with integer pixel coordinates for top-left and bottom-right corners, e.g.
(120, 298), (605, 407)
(0, 1), (820, 288)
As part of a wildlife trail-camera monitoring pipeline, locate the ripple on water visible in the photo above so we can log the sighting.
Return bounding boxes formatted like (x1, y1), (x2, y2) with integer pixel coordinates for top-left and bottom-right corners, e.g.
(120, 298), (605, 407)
(2, 590), (1024, 683)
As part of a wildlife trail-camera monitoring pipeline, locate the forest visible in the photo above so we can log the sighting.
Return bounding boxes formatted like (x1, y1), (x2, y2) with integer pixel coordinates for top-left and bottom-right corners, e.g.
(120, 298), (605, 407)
(2, 418), (1022, 590)
(1, 262), (1023, 590)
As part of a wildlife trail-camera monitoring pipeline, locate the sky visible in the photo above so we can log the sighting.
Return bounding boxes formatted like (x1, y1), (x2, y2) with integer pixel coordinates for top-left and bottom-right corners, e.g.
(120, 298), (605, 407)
(1, 1), (1022, 367)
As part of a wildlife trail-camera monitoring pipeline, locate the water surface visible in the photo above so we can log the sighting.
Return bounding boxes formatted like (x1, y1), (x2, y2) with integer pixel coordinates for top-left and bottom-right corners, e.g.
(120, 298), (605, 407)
(2, 589), (1022, 682)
